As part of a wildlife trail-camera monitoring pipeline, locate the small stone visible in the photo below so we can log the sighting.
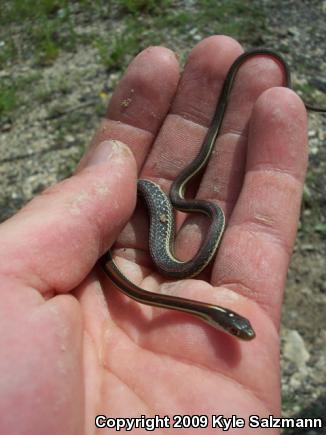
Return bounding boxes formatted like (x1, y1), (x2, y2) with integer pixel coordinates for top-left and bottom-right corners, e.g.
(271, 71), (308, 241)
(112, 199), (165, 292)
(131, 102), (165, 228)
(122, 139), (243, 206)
(65, 134), (75, 143)
(289, 376), (301, 389)
(308, 129), (316, 138)
(301, 243), (314, 251)
(310, 145), (319, 155)
(284, 330), (310, 369)
(287, 26), (300, 39)
(301, 287), (311, 295)
(1, 123), (12, 132)
(320, 282), (326, 293)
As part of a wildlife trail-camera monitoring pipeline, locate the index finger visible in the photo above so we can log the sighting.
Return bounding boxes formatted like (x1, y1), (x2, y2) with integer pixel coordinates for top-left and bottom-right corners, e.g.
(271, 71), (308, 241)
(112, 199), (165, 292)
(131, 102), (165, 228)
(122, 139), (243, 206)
(79, 46), (180, 171)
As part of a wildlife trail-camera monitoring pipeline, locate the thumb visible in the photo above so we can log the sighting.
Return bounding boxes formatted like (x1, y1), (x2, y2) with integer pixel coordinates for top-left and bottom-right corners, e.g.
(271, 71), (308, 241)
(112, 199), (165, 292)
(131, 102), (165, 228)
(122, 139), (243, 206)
(0, 140), (137, 293)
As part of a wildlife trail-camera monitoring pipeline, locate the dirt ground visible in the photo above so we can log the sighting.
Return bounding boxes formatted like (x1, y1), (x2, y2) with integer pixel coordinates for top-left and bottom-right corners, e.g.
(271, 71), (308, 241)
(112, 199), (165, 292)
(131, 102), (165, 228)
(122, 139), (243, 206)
(0, 0), (325, 431)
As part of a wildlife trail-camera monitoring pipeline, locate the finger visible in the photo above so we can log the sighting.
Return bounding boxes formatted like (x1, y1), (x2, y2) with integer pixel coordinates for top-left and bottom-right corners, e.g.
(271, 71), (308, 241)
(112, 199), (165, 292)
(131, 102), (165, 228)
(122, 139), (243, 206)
(0, 280), (83, 434)
(105, 36), (242, 258)
(139, 37), (286, 266)
(140, 36), (242, 192)
(174, 49), (286, 266)
(0, 140), (137, 294)
(177, 51), (284, 268)
(212, 88), (307, 326)
(79, 47), (180, 171)
(197, 52), (286, 216)
(135, 36), (241, 262)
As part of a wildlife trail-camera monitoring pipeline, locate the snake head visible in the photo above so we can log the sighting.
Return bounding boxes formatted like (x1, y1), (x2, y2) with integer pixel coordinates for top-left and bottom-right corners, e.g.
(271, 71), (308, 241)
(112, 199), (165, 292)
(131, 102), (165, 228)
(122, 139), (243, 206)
(205, 306), (256, 341)
(225, 314), (256, 340)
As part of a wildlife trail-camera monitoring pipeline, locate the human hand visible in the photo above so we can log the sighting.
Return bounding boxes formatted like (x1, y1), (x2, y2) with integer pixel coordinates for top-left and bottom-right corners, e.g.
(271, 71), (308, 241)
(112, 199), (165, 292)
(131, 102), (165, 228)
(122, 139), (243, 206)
(0, 36), (307, 434)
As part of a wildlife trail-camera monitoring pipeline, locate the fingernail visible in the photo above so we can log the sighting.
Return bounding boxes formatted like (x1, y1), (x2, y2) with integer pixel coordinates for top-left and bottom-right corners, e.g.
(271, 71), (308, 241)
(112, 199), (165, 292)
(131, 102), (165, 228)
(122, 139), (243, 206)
(86, 140), (132, 167)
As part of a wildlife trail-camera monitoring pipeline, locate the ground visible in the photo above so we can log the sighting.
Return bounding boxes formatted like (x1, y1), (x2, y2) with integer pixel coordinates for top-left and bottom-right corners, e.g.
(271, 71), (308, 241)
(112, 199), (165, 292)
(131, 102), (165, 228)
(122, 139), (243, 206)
(0, 0), (325, 432)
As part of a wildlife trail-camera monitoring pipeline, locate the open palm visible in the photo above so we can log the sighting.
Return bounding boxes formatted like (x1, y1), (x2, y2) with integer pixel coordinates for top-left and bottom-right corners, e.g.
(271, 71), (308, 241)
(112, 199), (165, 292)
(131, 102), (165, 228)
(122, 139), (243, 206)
(0, 36), (307, 434)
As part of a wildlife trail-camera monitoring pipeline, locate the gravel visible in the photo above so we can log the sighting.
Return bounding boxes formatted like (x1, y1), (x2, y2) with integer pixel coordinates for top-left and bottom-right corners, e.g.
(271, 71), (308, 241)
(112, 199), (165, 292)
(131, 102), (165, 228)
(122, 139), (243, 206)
(0, 0), (325, 429)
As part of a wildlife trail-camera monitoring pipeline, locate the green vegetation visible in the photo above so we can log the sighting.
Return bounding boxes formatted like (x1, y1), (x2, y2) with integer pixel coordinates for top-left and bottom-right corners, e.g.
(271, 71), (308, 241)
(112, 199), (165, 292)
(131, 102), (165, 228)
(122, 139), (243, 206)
(1, 0), (76, 66)
(1, 0), (323, 220)
(0, 81), (17, 116)
(0, 72), (41, 117)
(0, 0), (266, 118)
(0, 0), (265, 67)
(296, 83), (325, 109)
(0, 0), (153, 68)
(119, 0), (173, 13)
(94, 23), (142, 70)
(300, 163), (326, 238)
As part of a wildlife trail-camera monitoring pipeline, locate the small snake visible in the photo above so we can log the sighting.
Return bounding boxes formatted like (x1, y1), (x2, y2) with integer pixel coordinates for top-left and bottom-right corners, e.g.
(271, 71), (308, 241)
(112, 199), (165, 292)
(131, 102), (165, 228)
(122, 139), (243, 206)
(101, 49), (325, 340)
